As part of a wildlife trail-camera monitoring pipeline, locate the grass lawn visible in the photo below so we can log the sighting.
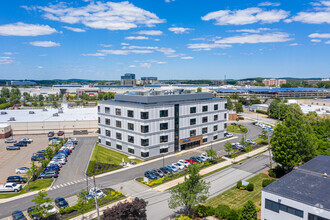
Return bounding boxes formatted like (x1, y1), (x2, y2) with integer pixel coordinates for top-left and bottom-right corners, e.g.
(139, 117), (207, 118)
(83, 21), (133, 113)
(254, 137), (268, 145)
(0, 179), (54, 199)
(204, 173), (275, 210)
(227, 125), (246, 134)
(90, 144), (143, 165)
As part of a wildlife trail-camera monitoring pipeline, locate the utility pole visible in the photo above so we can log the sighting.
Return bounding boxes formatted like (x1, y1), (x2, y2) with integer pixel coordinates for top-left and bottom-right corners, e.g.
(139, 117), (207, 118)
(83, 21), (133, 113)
(85, 172), (89, 192)
(93, 176), (100, 220)
(162, 153), (165, 168)
(268, 131), (272, 169)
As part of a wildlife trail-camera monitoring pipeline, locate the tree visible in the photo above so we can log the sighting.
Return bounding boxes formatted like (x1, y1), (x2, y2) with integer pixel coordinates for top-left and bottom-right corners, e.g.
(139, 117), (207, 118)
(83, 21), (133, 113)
(44, 147), (53, 160)
(32, 191), (53, 218)
(206, 149), (217, 161)
(103, 197), (148, 220)
(168, 164), (210, 215)
(1, 87), (10, 98)
(226, 97), (234, 111)
(240, 200), (257, 220)
(76, 189), (89, 217)
(234, 102), (243, 113)
(38, 95), (44, 102)
(259, 129), (268, 141)
(197, 87), (202, 92)
(224, 141), (233, 156)
(26, 161), (38, 191)
(229, 93), (239, 102)
(52, 101), (58, 108)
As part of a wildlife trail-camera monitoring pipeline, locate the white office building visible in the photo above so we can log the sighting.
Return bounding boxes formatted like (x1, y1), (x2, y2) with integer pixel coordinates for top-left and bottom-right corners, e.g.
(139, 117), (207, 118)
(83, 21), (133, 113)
(98, 90), (228, 158)
(261, 155), (330, 220)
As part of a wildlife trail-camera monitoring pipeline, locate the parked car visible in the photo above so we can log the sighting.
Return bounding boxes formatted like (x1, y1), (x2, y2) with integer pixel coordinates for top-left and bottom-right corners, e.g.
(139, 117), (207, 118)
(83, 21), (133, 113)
(199, 156), (208, 162)
(144, 171), (157, 180)
(172, 163), (185, 170)
(178, 160), (190, 168)
(48, 131), (55, 137)
(48, 161), (62, 168)
(21, 138), (33, 143)
(51, 158), (66, 165)
(185, 159), (197, 164)
(38, 171), (58, 179)
(246, 139), (256, 145)
(5, 138), (17, 143)
(49, 136), (60, 141)
(45, 164), (61, 171)
(224, 132), (233, 138)
(40, 203), (57, 217)
(159, 167), (170, 175)
(11, 210), (27, 220)
(89, 188), (105, 199)
(152, 169), (164, 178)
(31, 155), (45, 161)
(7, 176), (27, 183)
(35, 150), (46, 156)
(57, 131), (64, 136)
(166, 165), (178, 172)
(14, 142), (27, 147)
(68, 138), (78, 145)
(55, 197), (69, 209)
(7, 145), (20, 150)
(27, 206), (42, 220)
(16, 167), (30, 174)
(0, 183), (22, 192)
(201, 153), (211, 160)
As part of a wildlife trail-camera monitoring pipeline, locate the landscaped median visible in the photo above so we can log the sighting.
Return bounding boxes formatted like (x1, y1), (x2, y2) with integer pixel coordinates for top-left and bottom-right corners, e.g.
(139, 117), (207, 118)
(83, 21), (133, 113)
(86, 144), (143, 176)
(226, 124), (248, 134)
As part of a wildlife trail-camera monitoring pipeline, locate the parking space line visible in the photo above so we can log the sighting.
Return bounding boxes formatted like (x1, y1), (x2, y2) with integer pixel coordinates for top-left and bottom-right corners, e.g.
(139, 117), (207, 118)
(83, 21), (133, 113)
(69, 182), (74, 185)
(60, 184), (63, 187)
(63, 183), (68, 186)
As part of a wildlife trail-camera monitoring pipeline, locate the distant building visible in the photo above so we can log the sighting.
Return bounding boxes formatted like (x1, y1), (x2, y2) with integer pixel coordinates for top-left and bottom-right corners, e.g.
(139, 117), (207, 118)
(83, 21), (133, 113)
(236, 80), (257, 86)
(8, 80), (37, 86)
(261, 155), (330, 220)
(212, 80), (226, 86)
(141, 77), (158, 85)
(262, 79), (287, 87)
(121, 73), (136, 86)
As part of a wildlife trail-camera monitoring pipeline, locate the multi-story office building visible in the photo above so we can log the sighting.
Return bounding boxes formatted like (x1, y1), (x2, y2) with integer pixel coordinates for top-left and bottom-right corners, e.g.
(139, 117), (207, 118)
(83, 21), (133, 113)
(262, 79), (287, 87)
(98, 90), (228, 158)
(121, 73), (136, 86)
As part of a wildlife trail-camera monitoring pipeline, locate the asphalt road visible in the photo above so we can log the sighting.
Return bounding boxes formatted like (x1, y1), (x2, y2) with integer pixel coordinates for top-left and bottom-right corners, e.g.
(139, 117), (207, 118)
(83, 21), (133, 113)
(0, 120), (263, 218)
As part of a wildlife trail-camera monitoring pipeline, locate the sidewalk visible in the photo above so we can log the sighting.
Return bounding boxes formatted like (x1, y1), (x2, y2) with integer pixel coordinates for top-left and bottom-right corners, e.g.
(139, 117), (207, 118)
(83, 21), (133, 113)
(153, 145), (269, 191)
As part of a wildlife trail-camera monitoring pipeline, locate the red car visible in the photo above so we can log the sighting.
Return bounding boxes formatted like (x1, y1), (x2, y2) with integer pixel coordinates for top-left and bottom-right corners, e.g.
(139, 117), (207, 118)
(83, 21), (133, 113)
(185, 159), (197, 164)
(57, 131), (64, 136)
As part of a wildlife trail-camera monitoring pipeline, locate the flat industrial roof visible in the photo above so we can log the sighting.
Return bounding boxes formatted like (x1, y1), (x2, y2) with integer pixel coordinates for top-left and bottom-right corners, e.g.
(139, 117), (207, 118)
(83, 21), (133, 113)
(0, 105), (97, 123)
(212, 88), (330, 93)
(263, 155), (330, 211)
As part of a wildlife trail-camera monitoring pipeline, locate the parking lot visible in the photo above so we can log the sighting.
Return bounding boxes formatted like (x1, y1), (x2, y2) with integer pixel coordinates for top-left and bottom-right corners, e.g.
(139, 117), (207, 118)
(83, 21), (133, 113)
(0, 134), (50, 184)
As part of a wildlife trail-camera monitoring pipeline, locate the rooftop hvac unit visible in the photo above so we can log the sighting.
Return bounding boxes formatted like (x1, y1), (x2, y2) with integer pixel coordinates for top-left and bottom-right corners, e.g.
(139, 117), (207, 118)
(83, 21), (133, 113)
(29, 111), (35, 114)
(43, 108), (48, 111)
(53, 113), (59, 117)
(1, 111), (7, 115)
(8, 117), (15, 121)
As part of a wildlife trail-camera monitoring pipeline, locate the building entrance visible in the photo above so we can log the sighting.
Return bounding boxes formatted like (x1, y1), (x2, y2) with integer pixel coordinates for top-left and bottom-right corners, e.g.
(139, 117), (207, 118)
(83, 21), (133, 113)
(180, 140), (201, 150)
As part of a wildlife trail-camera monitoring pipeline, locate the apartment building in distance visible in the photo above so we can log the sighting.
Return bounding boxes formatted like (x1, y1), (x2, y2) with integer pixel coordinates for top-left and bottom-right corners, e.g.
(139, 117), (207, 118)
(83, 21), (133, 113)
(261, 155), (330, 220)
(121, 73), (136, 86)
(262, 79), (287, 87)
(140, 77), (158, 85)
(98, 90), (228, 158)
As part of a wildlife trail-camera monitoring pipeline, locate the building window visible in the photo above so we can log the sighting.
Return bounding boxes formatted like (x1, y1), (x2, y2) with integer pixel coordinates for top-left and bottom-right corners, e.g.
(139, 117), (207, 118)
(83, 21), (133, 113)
(308, 213), (328, 220)
(160, 135), (168, 143)
(116, 144), (122, 150)
(265, 199), (303, 218)
(106, 141), (111, 146)
(202, 116), (208, 123)
(105, 130), (110, 137)
(160, 110), (168, 117)
(128, 135), (134, 143)
(127, 110), (134, 118)
(202, 105), (208, 112)
(98, 106), (100, 112)
(98, 117), (101, 123)
(213, 135), (218, 140)
(225, 103), (228, 109)
(141, 152), (149, 158)
(115, 108), (121, 116)
(190, 118), (196, 125)
(203, 138), (207, 143)
(214, 125), (218, 131)
(225, 123), (227, 129)
(160, 123), (168, 130)
(116, 120), (122, 128)
(105, 118), (110, 125)
(141, 139), (149, 146)
(128, 123), (134, 131)
(128, 148), (134, 154)
(105, 107), (110, 114)
(160, 147), (168, 154)
(116, 133), (122, 140)
(98, 138), (101, 144)
(214, 104), (218, 110)
(141, 112), (149, 119)
(202, 127), (208, 134)
(214, 115), (218, 121)
(190, 107), (196, 114)
(141, 125), (149, 133)
(190, 130), (196, 137)
(224, 113), (227, 119)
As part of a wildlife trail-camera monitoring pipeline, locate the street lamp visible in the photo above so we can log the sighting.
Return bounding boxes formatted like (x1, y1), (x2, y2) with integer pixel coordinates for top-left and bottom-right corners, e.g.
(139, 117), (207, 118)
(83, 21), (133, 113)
(267, 130), (273, 169)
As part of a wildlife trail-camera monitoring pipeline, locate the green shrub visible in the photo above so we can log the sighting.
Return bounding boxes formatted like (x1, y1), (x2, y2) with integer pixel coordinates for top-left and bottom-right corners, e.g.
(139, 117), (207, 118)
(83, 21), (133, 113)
(236, 180), (242, 189)
(256, 110), (268, 115)
(215, 204), (230, 219)
(227, 209), (240, 220)
(194, 205), (215, 217)
(268, 169), (276, 178)
(247, 183), (254, 191)
(262, 179), (276, 187)
(59, 208), (66, 215)
(65, 206), (74, 213)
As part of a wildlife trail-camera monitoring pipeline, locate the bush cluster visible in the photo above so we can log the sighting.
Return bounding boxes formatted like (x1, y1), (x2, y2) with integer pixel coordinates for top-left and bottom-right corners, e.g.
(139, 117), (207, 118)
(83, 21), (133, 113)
(262, 179), (276, 187)
(268, 165), (286, 178)
(247, 183), (254, 191)
(256, 110), (268, 115)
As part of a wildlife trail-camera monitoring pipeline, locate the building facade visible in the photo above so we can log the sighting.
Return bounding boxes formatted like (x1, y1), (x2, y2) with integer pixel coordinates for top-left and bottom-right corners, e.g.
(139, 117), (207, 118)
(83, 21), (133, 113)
(98, 90), (228, 159)
(121, 73), (136, 86)
(141, 77), (158, 85)
(262, 79), (287, 87)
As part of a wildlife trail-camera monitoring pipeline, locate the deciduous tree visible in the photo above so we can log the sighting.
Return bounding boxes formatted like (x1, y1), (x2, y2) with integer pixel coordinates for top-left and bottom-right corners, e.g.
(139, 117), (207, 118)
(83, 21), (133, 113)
(240, 200), (257, 220)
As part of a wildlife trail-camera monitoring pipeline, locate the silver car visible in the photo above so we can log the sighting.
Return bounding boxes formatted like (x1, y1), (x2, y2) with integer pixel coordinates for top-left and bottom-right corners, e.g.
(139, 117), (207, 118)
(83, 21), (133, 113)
(5, 138), (17, 143)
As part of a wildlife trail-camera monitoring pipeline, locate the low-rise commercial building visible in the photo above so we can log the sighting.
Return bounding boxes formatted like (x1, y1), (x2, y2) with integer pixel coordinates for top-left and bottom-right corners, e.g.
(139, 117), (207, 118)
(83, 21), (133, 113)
(121, 73), (136, 86)
(261, 155), (330, 220)
(262, 79), (287, 87)
(98, 90), (228, 158)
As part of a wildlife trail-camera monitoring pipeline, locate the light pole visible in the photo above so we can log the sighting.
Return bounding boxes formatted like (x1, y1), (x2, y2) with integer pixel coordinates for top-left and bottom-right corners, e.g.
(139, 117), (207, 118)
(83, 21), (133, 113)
(267, 130), (273, 169)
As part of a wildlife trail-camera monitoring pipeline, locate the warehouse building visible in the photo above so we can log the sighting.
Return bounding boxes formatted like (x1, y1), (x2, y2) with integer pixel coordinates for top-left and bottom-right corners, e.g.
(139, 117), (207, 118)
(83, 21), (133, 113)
(98, 90), (228, 158)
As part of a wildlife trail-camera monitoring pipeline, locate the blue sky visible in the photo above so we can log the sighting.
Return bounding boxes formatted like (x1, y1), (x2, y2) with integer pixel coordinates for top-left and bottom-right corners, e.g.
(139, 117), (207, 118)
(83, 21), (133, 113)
(0, 0), (329, 80)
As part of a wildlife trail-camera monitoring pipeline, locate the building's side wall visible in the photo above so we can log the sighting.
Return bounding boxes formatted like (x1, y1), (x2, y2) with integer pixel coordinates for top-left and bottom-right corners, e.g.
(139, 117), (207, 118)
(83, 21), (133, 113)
(261, 191), (330, 220)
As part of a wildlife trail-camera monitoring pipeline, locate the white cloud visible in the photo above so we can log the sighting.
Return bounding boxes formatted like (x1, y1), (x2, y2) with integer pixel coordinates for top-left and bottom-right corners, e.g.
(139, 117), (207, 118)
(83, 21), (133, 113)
(215, 32), (292, 44)
(121, 43), (129, 46)
(181, 56), (194, 60)
(63, 26), (86, 32)
(287, 1), (330, 24)
(168, 27), (193, 34)
(0, 22), (57, 36)
(29, 41), (60, 47)
(229, 28), (272, 33)
(214, 53), (227, 55)
(129, 65), (137, 68)
(165, 0), (175, 2)
(311, 39), (322, 42)
(99, 44), (112, 47)
(325, 40), (330, 44)
(258, 2), (281, 7)
(139, 62), (152, 68)
(289, 43), (299, 46)
(0, 57), (14, 64)
(125, 36), (149, 40)
(30, 1), (165, 31)
(137, 30), (163, 35)
(37, 66), (43, 69)
(187, 43), (232, 51)
(136, 59), (167, 64)
(123, 46), (159, 50)
(308, 33), (330, 38)
(3, 52), (13, 55)
(81, 53), (106, 56)
(202, 7), (289, 25)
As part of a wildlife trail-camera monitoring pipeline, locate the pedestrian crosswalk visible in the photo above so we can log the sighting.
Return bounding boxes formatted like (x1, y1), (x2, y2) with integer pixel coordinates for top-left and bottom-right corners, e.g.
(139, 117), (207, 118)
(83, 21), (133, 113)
(48, 177), (93, 191)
